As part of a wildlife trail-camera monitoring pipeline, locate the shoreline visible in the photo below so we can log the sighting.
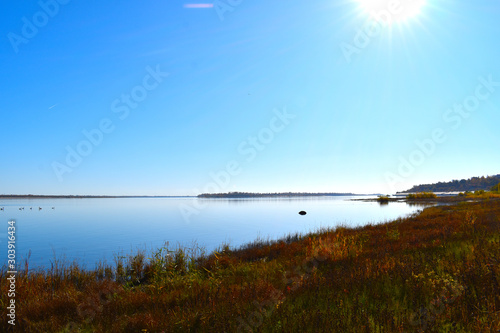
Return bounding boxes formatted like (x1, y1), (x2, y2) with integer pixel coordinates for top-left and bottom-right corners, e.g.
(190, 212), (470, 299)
(353, 195), (465, 204)
(0, 195), (195, 199)
(355, 193), (500, 204)
(2, 197), (499, 331)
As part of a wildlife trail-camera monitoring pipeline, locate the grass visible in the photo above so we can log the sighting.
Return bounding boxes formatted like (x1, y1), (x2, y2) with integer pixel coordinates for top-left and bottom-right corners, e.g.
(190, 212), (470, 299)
(406, 192), (438, 200)
(1, 199), (500, 332)
(459, 190), (500, 199)
(376, 195), (390, 204)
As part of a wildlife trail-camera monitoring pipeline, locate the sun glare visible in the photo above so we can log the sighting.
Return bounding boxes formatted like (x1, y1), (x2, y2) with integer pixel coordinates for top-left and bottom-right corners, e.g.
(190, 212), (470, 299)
(354, 0), (426, 24)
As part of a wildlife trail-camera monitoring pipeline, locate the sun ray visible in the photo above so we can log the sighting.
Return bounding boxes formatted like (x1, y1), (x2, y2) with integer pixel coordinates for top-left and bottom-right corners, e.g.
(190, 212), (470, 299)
(353, 0), (427, 24)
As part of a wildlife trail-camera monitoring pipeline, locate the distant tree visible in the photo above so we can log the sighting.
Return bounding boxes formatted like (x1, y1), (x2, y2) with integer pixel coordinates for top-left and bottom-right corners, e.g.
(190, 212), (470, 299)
(492, 182), (500, 192)
(401, 174), (500, 193)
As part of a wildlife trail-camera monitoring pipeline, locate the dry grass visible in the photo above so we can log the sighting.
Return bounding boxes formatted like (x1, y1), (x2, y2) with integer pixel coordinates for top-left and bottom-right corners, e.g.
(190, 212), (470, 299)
(406, 192), (438, 200)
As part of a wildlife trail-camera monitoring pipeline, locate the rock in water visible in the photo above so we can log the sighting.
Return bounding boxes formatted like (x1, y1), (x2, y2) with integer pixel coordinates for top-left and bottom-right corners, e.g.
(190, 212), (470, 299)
(298, 211), (307, 215)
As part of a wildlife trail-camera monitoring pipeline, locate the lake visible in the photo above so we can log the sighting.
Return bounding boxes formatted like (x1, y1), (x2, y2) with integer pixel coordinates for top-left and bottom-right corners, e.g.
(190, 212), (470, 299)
(0, 196), (423, 269)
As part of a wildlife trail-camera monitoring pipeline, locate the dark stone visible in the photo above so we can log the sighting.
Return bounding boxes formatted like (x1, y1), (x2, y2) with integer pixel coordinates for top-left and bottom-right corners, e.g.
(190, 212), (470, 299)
(298, 211), (307, 215)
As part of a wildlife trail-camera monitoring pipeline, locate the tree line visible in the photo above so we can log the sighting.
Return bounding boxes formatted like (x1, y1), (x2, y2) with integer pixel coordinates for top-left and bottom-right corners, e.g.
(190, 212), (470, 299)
(401, 174), (500, 193)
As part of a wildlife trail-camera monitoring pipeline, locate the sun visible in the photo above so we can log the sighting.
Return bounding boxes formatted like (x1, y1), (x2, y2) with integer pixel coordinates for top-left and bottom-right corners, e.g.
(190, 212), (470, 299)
(354, 0), (426, 24)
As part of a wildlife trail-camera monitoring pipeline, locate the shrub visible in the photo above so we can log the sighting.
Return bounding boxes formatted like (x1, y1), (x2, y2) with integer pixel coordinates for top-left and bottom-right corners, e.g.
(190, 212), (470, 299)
(406, 192), (437, 199)
(377, 196), (389, 203)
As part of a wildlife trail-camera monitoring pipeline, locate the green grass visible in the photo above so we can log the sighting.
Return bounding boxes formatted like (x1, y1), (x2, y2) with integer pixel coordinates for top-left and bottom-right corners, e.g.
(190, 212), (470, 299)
(1, 199), (500, 332)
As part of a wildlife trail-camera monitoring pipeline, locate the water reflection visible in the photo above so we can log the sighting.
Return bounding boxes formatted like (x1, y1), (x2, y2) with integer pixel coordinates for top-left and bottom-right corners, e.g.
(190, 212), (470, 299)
(406, 202), (436, 207)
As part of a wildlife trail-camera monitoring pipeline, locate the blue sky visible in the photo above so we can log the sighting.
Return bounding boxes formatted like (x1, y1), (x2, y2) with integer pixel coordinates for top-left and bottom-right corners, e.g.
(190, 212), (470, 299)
(1, 0), (499, 195)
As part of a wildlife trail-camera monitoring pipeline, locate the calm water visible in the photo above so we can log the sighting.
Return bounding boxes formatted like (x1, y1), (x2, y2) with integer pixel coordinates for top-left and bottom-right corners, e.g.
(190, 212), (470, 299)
(0, 196), (422, 269)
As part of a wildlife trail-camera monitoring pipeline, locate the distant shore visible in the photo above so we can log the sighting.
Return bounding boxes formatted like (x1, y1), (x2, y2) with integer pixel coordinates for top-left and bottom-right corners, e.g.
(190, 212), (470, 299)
(0, 193), (366, 200)
(0, 195), (194, 199)
(197, 192), (372, 198)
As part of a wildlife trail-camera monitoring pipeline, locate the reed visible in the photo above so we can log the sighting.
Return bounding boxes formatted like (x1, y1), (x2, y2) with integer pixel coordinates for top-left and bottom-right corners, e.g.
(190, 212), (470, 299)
(377, 195), (390, 203)
(406, 191), (437, 199)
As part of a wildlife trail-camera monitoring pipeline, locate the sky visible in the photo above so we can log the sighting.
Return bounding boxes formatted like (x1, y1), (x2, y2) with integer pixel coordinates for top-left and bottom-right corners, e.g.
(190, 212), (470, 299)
(1, 0), (499, 196)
